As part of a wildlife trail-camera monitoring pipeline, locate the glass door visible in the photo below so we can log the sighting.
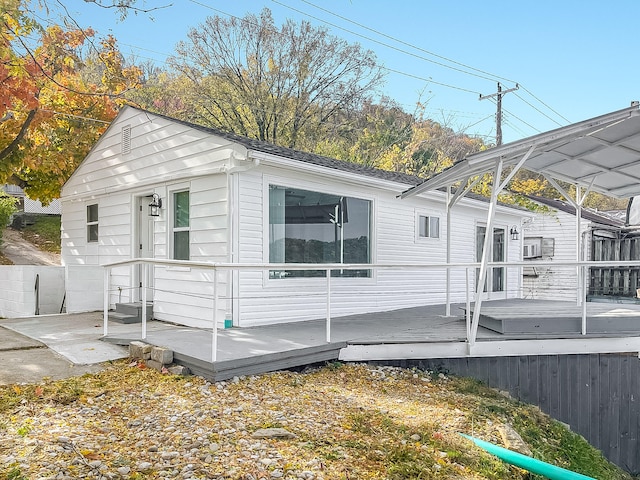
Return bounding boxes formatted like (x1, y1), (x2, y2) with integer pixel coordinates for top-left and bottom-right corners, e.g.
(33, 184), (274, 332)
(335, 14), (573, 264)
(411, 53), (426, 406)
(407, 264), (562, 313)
(476, 226), (506, 296)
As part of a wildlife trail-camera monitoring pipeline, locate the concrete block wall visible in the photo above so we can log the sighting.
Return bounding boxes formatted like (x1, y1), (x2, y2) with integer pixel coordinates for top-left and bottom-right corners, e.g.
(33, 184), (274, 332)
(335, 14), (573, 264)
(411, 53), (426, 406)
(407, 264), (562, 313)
(65, 265), (104, 313)
(0, 266), (65, 317)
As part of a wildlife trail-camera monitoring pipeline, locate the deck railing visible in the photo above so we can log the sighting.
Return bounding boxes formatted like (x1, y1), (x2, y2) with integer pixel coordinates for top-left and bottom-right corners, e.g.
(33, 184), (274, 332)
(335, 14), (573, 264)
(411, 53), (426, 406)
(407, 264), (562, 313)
(101, 259), (640, 362)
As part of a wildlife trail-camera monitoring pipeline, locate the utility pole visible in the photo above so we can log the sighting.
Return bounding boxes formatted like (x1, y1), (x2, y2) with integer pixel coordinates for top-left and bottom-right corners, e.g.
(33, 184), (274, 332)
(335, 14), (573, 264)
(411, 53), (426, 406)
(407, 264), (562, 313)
(480, 82), (519, 146)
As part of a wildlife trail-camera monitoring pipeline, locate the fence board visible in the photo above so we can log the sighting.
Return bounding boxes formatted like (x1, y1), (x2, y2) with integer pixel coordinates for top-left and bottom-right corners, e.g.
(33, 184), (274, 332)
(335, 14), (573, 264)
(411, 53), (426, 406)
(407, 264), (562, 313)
(384, 353), (640, 474)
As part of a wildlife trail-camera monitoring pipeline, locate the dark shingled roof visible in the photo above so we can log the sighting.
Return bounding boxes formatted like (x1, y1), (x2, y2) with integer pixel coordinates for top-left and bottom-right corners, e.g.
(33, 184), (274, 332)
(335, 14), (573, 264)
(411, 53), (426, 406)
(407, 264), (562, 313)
(526, 194), (625, 228)
(132, 106), (425, 187)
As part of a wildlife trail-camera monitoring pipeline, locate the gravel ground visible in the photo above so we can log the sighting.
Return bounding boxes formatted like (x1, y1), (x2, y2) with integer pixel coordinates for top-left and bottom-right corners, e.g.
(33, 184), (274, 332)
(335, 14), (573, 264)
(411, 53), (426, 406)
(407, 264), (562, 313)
(0, 362), (628, 480)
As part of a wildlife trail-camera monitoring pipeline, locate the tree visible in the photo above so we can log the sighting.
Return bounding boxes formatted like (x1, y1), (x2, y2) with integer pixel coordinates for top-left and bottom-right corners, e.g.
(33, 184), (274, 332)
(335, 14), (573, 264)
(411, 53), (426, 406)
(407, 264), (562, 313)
(168, 8), (384, 150)
(1, 0), (141, 202)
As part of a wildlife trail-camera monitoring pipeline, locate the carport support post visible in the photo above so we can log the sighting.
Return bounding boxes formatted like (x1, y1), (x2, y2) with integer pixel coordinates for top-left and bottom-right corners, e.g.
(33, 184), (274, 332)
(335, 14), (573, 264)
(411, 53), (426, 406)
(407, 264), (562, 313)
(445, 187), (452, 317)
(470, 159), (504, 345)
(326, 269), (332, 343)
(103, 267), (110, 336)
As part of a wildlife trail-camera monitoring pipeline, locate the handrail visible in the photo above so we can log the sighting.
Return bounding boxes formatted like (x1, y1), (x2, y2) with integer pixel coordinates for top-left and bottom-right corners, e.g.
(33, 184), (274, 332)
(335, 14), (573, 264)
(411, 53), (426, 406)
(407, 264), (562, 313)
(102, 258), (640, 364)
(34, 273), (40, 316)
(102, 258), (640, 270)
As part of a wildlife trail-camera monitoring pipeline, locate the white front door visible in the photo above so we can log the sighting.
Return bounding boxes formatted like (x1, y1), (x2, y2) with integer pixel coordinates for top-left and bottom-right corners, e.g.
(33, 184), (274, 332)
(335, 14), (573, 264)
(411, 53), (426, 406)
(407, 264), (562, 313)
(135, 196), (154, 301)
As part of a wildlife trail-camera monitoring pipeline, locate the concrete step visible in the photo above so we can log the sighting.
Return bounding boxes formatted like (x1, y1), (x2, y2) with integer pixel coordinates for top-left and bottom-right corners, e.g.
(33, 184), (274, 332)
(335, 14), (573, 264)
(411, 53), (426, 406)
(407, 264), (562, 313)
(108, 311), (142, 324)
(115, 302), (153, 318)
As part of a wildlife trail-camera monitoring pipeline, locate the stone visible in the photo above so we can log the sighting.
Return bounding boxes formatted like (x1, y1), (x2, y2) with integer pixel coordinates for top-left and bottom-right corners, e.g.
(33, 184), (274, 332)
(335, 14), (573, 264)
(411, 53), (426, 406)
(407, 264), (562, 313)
(168, 365), (190, 376)
(146, 360), (164, 371)
(251, 428), (296, 439)
(497, 423), (532, 456)
(129, 341), (152, 360)
(151, 346), (173, 364)
(116, 466), (130, 476)
(410, 434), (421, 441)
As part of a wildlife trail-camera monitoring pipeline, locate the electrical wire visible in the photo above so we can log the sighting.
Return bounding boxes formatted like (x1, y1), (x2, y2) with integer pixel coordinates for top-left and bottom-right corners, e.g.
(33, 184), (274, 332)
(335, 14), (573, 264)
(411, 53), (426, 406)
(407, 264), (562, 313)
(295, 0), (518, 85)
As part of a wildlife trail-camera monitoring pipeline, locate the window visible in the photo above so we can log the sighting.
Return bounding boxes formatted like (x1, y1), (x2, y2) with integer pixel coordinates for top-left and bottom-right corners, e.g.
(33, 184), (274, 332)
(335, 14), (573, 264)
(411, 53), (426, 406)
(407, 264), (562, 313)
(86, 204), (98, 242)
(269, 185), (371, 278)
(418, 215), (440, 239)
(172, 191), (189, 260)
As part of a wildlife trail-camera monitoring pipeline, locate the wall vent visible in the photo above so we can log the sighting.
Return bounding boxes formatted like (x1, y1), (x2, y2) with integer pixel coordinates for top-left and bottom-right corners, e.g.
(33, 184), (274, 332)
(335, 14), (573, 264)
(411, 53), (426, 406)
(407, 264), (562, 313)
(121, 125), (131, 155)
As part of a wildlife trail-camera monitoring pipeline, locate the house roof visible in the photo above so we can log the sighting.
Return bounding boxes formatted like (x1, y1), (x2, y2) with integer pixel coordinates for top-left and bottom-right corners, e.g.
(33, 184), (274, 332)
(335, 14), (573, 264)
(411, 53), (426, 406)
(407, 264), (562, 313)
(131, 107), (425, 188)
(401, 103), (640, 200)
(525, 194), (625, 228)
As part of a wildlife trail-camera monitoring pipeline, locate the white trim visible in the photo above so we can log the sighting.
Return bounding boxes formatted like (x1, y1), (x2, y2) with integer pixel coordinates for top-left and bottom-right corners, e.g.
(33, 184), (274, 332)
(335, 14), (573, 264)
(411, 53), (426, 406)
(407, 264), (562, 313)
(339, 336), (640, 361)
(168, 183), (190, 261)
(261, 174), (377, 286)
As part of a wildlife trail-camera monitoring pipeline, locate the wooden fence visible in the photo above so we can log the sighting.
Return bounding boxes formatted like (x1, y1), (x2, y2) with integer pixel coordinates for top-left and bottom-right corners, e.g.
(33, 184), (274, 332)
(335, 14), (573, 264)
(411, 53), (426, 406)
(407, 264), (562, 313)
(378, 354), (640, 474)
(590, 236), (640, 298)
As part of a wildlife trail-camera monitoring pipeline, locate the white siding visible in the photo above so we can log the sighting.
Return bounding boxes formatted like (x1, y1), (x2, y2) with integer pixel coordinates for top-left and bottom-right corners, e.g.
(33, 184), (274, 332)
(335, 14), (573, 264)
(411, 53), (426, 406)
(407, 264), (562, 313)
(235, 166), (524, 327)
(61, 108), (235, 322)
(522, 209), (589, 301)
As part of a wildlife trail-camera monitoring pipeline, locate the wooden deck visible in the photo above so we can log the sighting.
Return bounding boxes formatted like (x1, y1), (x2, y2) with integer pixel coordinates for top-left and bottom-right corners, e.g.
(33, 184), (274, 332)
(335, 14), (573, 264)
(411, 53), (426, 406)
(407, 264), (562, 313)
(103, 299), (640, 381)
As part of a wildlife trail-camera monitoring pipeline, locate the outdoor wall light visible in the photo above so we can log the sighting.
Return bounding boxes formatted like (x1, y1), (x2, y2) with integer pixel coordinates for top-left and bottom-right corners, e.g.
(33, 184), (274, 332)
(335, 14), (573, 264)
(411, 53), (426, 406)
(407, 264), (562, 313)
(149, 193), (162, 217)
(510, 225), (520, 241)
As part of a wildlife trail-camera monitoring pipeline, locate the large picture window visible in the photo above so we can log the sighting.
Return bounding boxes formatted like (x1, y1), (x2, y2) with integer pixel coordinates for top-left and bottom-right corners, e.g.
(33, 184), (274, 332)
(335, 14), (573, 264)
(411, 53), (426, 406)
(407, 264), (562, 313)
(172, 190), (190, 260)
(269, 185), (371, 278)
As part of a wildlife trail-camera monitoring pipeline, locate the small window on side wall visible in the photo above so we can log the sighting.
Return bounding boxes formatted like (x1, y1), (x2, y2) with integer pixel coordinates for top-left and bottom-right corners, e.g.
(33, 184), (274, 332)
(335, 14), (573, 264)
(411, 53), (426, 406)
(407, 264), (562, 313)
(172, 190), (190, 260)
(418, 215), (440, 239)
(87, 204), (98, 242)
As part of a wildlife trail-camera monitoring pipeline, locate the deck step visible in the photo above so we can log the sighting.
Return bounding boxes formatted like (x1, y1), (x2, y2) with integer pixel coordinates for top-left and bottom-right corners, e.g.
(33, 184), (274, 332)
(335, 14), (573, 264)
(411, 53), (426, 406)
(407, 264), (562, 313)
(174, 342), (347, 381)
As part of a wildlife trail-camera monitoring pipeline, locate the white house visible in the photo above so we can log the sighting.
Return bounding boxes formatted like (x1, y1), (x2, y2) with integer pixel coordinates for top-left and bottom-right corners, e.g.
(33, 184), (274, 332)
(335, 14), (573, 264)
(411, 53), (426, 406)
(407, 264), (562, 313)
(522, 195), (625, 301)
(60, 106), (526, 329)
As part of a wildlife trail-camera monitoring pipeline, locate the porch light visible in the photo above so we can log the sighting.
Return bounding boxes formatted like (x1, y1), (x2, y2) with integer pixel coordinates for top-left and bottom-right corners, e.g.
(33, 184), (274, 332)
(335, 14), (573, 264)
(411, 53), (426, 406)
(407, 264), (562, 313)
(510, 225), (520, 241)
(149, 193), (162, 217)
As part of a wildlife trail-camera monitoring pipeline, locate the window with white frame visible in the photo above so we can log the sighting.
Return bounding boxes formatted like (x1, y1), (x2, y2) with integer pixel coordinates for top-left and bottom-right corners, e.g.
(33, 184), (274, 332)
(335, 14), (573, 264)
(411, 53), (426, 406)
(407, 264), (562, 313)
(418, 214), (440, 239)
(268, 184), (371, 278)
(172, 190), (190, 260)
(86, 204), (98, 243)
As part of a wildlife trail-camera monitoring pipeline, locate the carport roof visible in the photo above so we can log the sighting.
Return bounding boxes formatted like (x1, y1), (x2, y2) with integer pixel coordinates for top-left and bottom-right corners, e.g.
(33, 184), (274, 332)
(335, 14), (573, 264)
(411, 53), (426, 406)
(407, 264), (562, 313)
(401, 103), (640, 200)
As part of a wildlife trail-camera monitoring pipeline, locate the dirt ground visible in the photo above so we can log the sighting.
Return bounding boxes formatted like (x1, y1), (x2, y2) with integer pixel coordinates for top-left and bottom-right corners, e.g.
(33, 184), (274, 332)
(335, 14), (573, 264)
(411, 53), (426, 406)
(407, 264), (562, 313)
(0, 228), (61, 265)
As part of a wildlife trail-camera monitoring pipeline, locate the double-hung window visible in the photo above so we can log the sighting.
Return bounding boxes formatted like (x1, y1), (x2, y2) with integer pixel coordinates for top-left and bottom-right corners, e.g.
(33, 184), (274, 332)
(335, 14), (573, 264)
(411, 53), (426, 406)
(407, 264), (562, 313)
(269, 185), (371, 278)
(86, 204), (99, 242)
(172, 191), (190, 260)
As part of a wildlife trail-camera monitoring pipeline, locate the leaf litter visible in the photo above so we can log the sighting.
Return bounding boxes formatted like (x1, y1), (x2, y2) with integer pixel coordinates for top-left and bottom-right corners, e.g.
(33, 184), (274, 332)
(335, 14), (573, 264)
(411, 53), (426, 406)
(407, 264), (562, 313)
(0, 361), (631, 479)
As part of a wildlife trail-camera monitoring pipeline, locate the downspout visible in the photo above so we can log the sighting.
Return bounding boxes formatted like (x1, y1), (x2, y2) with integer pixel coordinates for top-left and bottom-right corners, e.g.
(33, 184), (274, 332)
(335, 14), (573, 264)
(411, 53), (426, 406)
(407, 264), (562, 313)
(224, 152), (260, 327)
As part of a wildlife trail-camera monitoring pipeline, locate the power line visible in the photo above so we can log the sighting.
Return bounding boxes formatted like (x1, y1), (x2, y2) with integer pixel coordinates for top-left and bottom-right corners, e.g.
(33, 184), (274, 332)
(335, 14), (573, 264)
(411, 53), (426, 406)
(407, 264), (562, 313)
(296, 0), (517, 85)
(271, 0), (504, 85)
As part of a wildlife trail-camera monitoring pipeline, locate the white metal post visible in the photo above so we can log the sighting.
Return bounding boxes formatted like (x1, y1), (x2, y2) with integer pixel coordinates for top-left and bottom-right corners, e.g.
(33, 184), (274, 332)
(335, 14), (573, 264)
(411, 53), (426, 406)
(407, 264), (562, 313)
(576, 185), (582, 306)
(326, 269), (331, 343)
(103, 267), (110, 337)
(445, 186), (452, 317)
(465, 267), (471, 339)
(212, 268), (219, 363)
(470, 159), (504, 345)
(582, 265), (588, 335)
(141, 262), (147, 340)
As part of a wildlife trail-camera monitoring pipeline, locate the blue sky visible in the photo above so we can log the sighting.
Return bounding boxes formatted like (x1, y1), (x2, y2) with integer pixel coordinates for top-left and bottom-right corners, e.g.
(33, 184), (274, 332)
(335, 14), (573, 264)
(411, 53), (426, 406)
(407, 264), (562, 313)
(51, 0), (640, 144)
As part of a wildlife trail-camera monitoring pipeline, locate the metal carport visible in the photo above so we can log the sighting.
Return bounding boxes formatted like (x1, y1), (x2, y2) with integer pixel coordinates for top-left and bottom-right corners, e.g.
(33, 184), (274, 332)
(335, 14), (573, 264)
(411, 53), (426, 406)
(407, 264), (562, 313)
(401, 102), (640, 347)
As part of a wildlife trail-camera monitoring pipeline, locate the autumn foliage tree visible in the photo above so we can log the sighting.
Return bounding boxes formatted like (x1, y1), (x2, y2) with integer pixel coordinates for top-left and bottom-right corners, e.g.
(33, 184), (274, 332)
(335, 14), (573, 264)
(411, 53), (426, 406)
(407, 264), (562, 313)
(1, 0), (141, 202)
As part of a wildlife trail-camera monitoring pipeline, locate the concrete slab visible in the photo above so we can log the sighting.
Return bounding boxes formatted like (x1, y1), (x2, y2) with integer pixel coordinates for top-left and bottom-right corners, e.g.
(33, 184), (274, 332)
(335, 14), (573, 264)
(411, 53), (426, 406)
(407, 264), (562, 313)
(0, 326), (43, 351)
(0, 348), (102, 384)
(0, 312), (165, 364)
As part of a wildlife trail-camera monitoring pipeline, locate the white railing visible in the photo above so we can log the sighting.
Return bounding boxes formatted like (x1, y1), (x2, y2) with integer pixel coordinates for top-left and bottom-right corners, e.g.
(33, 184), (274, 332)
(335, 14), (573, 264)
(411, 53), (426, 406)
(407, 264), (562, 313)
(101, 259), (640, 363)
